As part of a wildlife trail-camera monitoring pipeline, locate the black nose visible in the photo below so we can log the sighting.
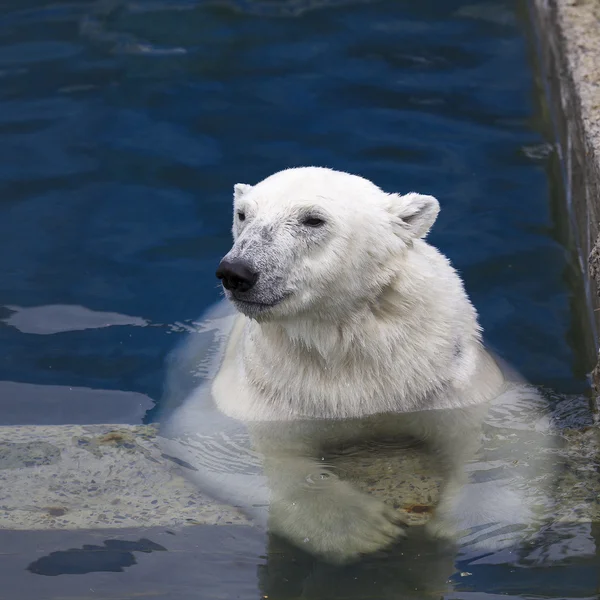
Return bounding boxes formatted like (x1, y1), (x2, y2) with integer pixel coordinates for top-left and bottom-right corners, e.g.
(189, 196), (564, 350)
(216, 258), (258, 292)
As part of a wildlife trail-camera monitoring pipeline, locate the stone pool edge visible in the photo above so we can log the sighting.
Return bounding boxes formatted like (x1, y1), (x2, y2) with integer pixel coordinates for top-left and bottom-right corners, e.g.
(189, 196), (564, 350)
(0, 424), (250, 531)
(0, 423), (439, 532)
(529, 0), (600, 407)
(2, 421), (598, 532)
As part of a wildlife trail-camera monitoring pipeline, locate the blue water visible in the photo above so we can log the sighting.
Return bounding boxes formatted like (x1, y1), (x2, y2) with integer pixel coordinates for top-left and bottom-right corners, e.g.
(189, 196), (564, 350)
(0, 0), (596, 598)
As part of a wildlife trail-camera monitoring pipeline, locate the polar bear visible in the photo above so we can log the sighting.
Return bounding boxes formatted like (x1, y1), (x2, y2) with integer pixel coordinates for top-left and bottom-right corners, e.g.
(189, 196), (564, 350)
(160, 167), (559, 565)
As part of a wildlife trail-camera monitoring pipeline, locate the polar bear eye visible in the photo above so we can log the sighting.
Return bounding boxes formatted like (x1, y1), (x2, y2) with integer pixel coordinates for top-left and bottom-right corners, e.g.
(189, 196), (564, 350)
(237, 211), (246, 222)
(302, 216), (325, 228)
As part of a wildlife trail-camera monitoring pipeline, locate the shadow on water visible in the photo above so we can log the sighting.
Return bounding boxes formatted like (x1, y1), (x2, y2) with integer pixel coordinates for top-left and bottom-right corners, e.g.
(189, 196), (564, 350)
(0, 0), (598, 598)
(27, 538), (167, 576)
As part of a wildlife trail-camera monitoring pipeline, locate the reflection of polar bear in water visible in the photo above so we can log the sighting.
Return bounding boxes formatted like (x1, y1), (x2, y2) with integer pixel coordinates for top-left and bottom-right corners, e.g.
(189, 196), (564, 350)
(161, 167), (559, 565)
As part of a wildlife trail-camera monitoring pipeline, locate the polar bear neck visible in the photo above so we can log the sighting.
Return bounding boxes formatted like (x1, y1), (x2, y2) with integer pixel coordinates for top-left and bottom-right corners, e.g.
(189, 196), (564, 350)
(231, 242), (485, 419)
(256, 242), (480, 361)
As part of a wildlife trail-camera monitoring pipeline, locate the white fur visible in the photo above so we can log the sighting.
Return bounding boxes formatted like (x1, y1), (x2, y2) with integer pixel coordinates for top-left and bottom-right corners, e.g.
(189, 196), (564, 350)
(162, 167), (558, 564)
(217, 167), (494, 421)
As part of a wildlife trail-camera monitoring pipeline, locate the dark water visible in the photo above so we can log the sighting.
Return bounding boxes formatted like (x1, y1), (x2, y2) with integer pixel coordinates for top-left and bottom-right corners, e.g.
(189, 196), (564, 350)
(0, 0), (597, 598)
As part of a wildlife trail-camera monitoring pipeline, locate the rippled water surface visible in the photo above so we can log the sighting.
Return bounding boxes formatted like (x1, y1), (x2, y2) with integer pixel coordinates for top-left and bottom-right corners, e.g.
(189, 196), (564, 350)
(0, 0), (598, 598)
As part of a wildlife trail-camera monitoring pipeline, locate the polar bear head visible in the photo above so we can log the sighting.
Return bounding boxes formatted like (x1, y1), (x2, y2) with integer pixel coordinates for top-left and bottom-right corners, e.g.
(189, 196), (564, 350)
(216, 167), (439, 321)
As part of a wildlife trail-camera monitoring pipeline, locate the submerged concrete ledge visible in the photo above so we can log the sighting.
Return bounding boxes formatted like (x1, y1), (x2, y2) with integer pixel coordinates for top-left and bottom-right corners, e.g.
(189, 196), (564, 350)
(0, 424), (441, 531)
(1, 421), (599, 532)
(530, 0), (600, 399)
(0, 424), (249, 530)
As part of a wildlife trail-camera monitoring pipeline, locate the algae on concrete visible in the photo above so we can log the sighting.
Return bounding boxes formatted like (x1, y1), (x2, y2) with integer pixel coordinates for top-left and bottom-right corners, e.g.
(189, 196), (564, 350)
(0, 424), (249, 530)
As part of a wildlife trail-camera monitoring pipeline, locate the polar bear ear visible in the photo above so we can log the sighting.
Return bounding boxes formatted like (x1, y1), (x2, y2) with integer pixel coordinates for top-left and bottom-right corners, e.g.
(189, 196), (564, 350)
(388, 192), (440, 239)
(233, 183), (252, 202)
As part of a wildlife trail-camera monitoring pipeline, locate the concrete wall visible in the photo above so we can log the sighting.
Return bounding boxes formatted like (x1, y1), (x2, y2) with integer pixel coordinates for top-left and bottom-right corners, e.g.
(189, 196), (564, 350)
(529, 0), (600, 407)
